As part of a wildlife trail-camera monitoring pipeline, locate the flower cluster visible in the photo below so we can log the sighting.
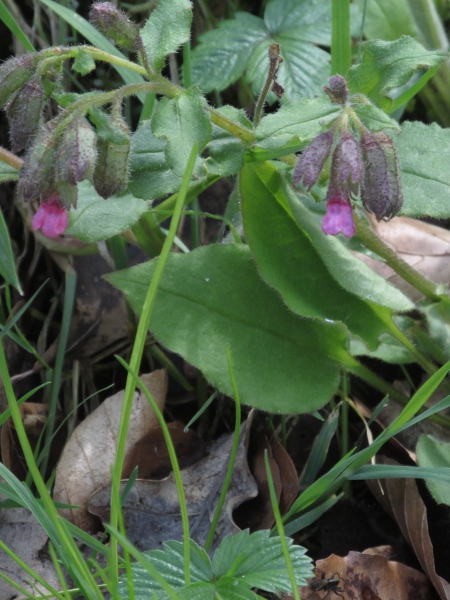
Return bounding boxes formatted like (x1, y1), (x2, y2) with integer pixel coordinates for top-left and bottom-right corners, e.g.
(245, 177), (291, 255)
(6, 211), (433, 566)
(294, 75), (403, 239)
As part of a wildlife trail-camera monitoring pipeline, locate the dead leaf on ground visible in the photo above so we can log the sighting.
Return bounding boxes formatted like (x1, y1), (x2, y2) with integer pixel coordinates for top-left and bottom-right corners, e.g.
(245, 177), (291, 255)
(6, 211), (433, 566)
(298, 549), (432, 600)
(355, 216), (450, 301)
(122, 421), (207, 479)
(88, 416), (258, 552)
(0, 506), (60, 599)
(235, 432), (298, 530)
(368, 457), (450, 600)
(53, 370), (167, 532)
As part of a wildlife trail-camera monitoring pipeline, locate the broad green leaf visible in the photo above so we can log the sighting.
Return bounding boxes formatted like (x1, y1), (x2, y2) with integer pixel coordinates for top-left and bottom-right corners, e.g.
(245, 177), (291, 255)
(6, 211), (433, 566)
(205, 106), (251, 177)
(0, 208), (22, 293)
(38, 0), (146, 101)
(351, 102), (400, 132)
(106, 244), (346, 413)
(240, 161), (397, 347)
(255, 97), (341, 150)
(140, 0), (192, 72)
(355, 0), (418, 40)
(347, 36), (447, 111)
(178, 580), (256, 600)
(416, 434), (450, 506)
(396, 121), (450, 218)
(67, 180), (150, 242)
(190, 0), (332, 102)
(212, 531), (312, 592)
(152, 87), (211, 177)
(129, 120), (178, 199)
(423, 302), (450, 361)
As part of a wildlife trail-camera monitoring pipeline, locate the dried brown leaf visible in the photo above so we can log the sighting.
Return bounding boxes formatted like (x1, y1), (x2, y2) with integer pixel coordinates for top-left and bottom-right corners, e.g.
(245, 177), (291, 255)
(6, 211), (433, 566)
(88, 417), (258, 551)
(53, 370), (166, 531)
(298, 550), (432, 600)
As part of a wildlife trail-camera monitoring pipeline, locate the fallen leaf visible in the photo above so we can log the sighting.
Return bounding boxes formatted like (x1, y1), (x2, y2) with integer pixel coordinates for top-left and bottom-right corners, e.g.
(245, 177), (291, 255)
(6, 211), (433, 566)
(368, 457), (450, 600)
(0, 506), (59, 599)
(356, 216), (450, 301)
(53, 370), (167, 532)
(298, 550), (432, 600)
(122, 421), (207, 479)
(88, 417), (258, 551)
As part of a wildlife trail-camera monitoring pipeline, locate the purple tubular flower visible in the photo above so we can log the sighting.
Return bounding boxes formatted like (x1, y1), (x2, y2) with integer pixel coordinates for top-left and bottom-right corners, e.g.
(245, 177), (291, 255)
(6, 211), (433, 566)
(294, 130), (334, 190)
(32, 195), (68, 238)
(322, 193), (356, 239)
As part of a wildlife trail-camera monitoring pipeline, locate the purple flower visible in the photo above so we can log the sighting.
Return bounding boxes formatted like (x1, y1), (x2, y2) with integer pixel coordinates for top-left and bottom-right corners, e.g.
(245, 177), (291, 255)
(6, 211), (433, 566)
(32, 195), (68, 238)
(294, 130), (334, 191)
(322, 194), (356, 239)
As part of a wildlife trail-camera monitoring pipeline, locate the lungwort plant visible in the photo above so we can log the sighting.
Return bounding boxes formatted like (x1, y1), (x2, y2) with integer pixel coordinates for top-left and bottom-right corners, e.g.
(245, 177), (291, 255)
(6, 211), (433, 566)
(3, 0), (450, 596)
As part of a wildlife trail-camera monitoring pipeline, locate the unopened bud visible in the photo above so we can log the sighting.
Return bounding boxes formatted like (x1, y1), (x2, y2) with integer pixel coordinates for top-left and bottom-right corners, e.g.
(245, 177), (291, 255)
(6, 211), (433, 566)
(6, 75), (45, 153)
(323, 74), (348, 105)
(18, 126), (57, 202)
(56, 119), (97, 185)
(93, 114), (130, 198)
(294, 130), (334, 190)
(360, 130), (402, 220)
(330, 132), (363, 195)
(0, 53), (40, 109)
(90, 3), (140, 51)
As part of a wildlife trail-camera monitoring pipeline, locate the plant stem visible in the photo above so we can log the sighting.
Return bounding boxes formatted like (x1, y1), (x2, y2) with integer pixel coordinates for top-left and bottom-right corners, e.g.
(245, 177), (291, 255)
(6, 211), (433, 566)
(253, 42), (282, 127)
(354, 211), (448, 304)
(331, 0), (351, 75)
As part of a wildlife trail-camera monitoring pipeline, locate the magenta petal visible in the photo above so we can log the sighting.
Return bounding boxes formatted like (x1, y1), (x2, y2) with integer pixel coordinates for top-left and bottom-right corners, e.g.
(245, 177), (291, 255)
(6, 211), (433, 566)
(32, 196), (68, 238)
(322, 196), (356, 238)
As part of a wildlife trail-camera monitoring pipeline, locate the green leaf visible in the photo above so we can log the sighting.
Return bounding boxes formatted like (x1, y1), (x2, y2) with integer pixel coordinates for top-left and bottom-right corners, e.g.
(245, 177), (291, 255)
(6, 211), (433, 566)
(240, 161), (400, 347)
(67, 180), (150, 242)
(396, 121), (450, 218)
(190, 0), (332, 102)
(416, 435), (450, 506)
(38, 0), (146, 101)
(0, 161), (19, 183)
(151, 87), (211, 178)
(205, 106), (250, 177)
(255, 97), (341, 150)
(347, 36), (447, 111)
(0, 0), (35, 52)
(72, 50), (96, 75)
(351, 102), (400, 132)
(140, 0), (192, 72)
(0, 208), (22, 293)
(355, 0), (418, 40)
(178, 580), (256, 600)
(106, 244), (346, 413)
(423, 302), (450, 361)
(212, 531), (312, 592)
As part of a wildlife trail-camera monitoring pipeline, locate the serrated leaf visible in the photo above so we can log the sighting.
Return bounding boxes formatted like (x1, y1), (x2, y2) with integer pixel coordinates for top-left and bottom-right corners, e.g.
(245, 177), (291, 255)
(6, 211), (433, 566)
(151, 87), (211, 177)
(416, 434), (450, 506)
(67, 180), (150, 242)
(0, 208), (22, 293)
(240, 161), (400, 347)
(140, 0), (192, 72)
(213, 530), (312, 592)
(106, 244), (346, 413)
(255, 97), (341, 150)
(347, 36), (447, 111)
(190, 0), (332, 102)
(178, 580), (257, 600)
(396, 121), (450, 219)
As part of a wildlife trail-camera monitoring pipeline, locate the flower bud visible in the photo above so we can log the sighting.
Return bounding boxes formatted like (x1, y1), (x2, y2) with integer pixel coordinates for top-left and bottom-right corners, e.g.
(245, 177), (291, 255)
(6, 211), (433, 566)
(323, 74), (348, 105)
(0, 53), (40, 109)
(32, 195), (68, 238)
(18, 126), (57, 202)
(294, 130), (334, 190)
(56, 119), (97, 185)
(93, 114), (130, 198)
(330, 132), (363, 195)
(90, 3), (140, 51)
(360, 130), (402, 220)
(6, 75), (45, 153)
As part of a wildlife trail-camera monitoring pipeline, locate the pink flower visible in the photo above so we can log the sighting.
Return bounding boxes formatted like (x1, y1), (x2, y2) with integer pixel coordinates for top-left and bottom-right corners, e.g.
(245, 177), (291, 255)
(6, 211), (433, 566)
(32, 195), (68, 238)
(322, 195), (356, 239)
